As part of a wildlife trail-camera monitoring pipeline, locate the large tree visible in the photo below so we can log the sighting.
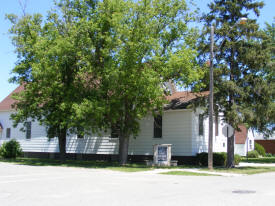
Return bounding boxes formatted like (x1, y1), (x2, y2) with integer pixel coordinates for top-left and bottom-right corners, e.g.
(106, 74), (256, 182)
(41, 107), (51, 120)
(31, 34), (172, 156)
(8, 0), (201, 165)
(197, 0), (274, 167)
(7, 1), (104, 162)
(65, 0), (201, 165)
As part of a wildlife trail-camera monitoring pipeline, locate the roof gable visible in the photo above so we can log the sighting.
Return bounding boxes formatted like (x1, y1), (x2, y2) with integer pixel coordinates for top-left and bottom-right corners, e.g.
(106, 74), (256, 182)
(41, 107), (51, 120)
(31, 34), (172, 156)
(235, 125), (248, 144)
(0, 85), (209, 111)
(0, 85), (24, 111)
(165, 91), (209, 110)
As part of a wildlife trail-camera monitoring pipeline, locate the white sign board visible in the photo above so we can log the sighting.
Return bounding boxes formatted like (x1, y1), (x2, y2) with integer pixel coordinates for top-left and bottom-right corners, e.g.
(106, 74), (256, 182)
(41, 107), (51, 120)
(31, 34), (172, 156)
(153, 144), (172, 166)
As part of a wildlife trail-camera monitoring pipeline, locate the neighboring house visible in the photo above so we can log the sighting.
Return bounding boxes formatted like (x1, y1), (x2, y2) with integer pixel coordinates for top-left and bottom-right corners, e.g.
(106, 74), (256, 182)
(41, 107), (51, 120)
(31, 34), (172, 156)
(234, 125), (254, 156)
(254, 133), (275, 155)
(0, 85), (249, 162)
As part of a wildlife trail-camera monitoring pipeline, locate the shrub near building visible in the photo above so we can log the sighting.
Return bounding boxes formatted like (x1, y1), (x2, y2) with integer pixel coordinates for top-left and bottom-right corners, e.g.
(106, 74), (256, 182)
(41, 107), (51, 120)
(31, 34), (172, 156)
(196, 152), (241, 167)
(213, 152), (227, 166)
(247, 150), (259, 158)
(234, 154), (241, 165)
(254, 143), (266, 157)
(0, 139), (22, 158)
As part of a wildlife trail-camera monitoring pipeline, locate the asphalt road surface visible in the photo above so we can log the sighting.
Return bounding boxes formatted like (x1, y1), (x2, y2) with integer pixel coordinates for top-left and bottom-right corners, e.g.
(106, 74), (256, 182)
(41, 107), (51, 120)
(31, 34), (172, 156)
(0, 162), (275, 206)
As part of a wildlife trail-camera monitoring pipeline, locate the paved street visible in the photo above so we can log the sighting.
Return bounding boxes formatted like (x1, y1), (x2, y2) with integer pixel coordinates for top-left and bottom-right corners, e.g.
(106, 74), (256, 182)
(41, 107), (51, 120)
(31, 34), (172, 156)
(0, 162), (275, 206)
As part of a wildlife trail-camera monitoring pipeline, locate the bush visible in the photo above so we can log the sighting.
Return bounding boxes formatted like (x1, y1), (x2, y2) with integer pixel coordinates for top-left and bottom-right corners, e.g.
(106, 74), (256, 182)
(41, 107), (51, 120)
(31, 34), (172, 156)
(266, 153), (273, 157)
(234, 154), (241, 165)
(254, 143), (265, 157)
(0, 139), (22, 158)
(197, 152), (227, 167)
(247, 150), (259, 158)
(196, 152), (242, 166)
(196, 152), (208, 166)
(213, 152), (227, 166)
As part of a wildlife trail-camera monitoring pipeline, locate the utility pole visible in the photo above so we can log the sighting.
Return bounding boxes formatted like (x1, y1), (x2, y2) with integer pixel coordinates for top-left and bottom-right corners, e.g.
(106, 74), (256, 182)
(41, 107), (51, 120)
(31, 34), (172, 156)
(207, 18), (247, 169)
(208, 25), (214, 170)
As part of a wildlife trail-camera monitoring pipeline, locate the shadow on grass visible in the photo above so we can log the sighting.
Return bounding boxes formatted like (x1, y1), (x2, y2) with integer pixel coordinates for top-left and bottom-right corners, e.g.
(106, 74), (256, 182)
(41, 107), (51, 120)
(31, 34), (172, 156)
(0, 157), (142, 168)
(0, 157), (203, 172)
(0, 158), (160, 172)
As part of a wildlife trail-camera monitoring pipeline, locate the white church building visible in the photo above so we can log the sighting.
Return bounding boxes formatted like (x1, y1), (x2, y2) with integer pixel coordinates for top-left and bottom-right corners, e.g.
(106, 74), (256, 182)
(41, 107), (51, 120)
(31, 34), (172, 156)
(0, 85), (254, 163)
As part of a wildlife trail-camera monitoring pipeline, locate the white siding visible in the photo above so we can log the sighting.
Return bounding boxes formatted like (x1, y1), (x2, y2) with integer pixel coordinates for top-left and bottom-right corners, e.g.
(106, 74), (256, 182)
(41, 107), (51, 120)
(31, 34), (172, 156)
(235, 144), (246, 156)
(129, 110), (193, 156)
(0, 111), (119, 154)
(0, 109), (231, 157)
(213, 118), (228, 153)
(247, 130), (255, 152)
(0, 111), (59, 153)
(191, 110), (227, 155)
(66, 136), (118, 154)
(191, 111), (208, 155)
(0, 110), (194, 156)
(0, 111), (45, 140)
(235, 129), (254, 156)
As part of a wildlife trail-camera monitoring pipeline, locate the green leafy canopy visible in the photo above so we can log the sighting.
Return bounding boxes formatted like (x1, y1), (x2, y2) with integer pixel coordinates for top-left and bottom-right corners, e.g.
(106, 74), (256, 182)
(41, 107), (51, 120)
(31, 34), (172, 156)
(196, 0), (274, 136)
(7, 0), (201, 162)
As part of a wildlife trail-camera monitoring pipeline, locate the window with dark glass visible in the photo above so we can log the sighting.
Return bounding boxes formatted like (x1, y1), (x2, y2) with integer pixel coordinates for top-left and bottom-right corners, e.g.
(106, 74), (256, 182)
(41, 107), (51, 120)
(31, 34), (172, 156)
(6, 128), (11, 138)
(26, 122), (31, 139)
(154, 115), (162, 138)
(199, 114), (204, 136)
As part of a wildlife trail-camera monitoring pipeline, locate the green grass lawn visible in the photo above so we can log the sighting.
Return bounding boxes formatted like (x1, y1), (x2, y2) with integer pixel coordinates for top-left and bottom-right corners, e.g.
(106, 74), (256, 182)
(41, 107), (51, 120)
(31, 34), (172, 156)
(161, 171), (218, 176)
(241, 157), (275, 163)
(3, 157), (275, 174)
(201, 166), (275, 175)
(0, 158), (152, 172)
(0, 157), (205, 172)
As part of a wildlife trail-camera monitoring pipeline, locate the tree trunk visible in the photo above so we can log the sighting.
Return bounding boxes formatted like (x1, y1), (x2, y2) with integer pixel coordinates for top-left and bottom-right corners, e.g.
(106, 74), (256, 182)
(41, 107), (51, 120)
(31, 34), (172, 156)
(226, 130), (235, 168)
(119, 134), (129, 166)
(58, 128), (67, 163)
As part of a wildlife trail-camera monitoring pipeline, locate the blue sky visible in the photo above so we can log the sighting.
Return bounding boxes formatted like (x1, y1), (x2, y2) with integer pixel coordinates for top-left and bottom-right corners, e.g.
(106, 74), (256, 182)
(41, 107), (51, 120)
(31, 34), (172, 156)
(0, 0), (274, 101)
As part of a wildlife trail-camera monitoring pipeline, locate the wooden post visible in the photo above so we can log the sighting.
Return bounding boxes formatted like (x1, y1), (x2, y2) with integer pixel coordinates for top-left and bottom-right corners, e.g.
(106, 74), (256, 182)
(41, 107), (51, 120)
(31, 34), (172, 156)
(208, 25), (214, 170)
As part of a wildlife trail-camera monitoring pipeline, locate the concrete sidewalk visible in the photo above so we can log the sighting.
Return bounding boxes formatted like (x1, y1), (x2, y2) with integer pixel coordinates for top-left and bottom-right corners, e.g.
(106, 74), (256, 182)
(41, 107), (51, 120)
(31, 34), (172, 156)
(139, 168), (243, 177)
(238, 162), (275, 167)
(139, 161), (275, 177)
